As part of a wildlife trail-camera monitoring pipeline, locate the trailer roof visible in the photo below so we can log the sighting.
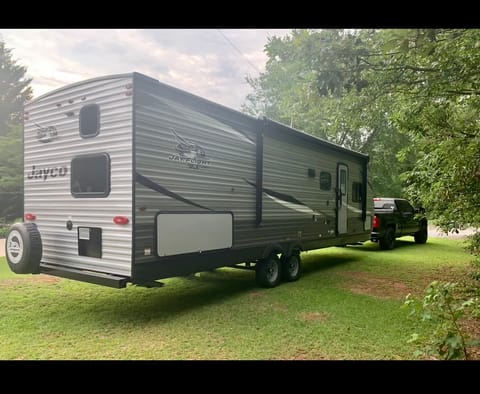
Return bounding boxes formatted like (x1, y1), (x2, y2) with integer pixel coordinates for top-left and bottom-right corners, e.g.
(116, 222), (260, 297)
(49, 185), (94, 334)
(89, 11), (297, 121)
(28, 72), (369, 161)
(264, 118), (369, 161)
(27, 73), (134, 104)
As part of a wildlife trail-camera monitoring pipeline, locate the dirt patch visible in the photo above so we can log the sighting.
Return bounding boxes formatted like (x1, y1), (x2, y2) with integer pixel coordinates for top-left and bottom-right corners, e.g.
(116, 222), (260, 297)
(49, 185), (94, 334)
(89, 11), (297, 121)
(283, 349), (328, 360)
(248, 291), (266, 298)
(0, 275), (60, 287)
(0, 238), (4, 257)
(460, 317), (480, 360)
(340, 271), (413, 299)
(300, 312), (329, 322)
(418, 267), (468, 288)
(339, 268), (466, 300)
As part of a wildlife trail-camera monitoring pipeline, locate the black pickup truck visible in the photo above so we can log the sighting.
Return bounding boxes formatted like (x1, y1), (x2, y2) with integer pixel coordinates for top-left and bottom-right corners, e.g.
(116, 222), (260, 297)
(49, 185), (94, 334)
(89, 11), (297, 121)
(371, 197), (428, 250)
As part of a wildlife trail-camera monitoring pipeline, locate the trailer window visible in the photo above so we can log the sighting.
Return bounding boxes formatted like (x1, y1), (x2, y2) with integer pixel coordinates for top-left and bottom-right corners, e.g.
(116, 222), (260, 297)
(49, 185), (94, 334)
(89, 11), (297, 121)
(352, 182), (362, 202)
(319, 171), (331, 191)
(71, 153), (110, 198)
(339, 169), (347, 195)
(79, 104), (100, 138)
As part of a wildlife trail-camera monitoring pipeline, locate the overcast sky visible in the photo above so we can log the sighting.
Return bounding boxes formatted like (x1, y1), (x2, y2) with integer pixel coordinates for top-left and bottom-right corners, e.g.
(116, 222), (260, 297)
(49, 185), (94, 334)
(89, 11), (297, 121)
(0, 29), (292, 110)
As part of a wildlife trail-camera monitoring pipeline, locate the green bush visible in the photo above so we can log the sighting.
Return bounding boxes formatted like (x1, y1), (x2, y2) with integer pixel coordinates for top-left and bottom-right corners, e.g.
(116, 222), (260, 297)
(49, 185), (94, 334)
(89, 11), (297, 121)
(404, 281), (480, 360)
(0, 225), (9, 238)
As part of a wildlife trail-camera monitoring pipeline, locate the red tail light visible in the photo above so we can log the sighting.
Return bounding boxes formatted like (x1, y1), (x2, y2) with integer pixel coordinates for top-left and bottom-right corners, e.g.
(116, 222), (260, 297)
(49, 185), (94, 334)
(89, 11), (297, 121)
(25, 213), (36, 221)
(113, 216), (129, 225)
(373, 215), (380, 229)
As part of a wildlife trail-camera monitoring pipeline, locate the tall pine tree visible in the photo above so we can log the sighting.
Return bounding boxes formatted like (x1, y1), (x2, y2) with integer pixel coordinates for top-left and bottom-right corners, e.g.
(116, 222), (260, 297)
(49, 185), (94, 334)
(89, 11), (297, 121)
(0, 39), (32, 221)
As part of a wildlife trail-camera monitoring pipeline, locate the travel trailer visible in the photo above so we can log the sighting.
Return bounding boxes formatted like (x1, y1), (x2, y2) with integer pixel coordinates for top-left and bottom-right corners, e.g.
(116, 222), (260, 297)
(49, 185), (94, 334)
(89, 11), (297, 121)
(4, 72), (373, 288)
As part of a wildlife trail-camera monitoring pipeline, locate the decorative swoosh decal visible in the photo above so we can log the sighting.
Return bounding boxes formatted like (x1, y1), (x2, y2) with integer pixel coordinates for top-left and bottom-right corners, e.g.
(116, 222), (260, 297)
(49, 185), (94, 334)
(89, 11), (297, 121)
(244, 178), (328, 217)
(143, 92), (255, 145)
(264, 194), (322, 216)
(135, 172), (211, 211)
(346, 204), (363, 214)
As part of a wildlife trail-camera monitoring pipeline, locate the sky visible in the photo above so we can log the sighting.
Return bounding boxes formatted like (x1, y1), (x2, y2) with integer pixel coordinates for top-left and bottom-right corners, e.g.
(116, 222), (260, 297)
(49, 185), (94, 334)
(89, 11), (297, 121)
(0, 29), (292, 110)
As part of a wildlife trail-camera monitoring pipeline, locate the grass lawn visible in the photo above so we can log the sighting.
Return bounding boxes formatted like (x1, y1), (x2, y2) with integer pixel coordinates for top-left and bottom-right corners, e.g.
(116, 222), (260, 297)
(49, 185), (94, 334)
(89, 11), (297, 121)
(0, 237), (474, 359)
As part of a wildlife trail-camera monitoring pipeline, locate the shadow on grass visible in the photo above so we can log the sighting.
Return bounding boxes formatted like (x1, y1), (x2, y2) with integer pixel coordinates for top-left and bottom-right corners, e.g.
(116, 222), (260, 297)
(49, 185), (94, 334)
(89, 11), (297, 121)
(349, 238), (450, 253)
(5, 238), (457, 327)
(31, 254), (362, 327)
(94, 256), (358, 323)
(301, 254), (360, 277)
(79, 271), (259, 324)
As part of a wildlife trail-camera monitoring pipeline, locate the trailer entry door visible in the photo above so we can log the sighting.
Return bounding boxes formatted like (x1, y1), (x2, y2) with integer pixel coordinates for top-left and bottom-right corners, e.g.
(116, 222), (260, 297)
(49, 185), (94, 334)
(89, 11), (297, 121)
(337, 164), (348, 234)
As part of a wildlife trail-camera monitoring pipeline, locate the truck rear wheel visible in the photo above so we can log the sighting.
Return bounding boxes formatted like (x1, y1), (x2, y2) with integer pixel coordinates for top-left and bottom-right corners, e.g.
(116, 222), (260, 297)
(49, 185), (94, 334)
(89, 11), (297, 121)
(5, 223), (42, 274)
(379, 227), (395, 250)
(256, 255), (281, 288)
(282, 254), (302, 282)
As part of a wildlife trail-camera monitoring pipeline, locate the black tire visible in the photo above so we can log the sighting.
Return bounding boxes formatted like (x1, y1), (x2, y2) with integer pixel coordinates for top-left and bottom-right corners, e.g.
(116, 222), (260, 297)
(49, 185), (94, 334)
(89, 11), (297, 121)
(5, 222), (42, 274)
(282, 254), (302, 282)
(379, 226), (395, 250)
(256, 255), (281, 288)
(414, 223), (428, 244)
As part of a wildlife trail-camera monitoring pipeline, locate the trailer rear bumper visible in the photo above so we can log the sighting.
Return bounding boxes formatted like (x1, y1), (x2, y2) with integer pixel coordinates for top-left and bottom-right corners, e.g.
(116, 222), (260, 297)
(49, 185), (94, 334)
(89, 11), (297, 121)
(40, 263), (129, 288)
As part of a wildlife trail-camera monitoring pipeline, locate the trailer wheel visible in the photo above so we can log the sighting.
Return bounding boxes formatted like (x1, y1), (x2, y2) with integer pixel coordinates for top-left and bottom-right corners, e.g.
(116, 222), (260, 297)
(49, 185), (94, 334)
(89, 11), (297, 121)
(5, 223), (42, 274)
(282, 254), (302, 282)
(256, 255), (281, 288)
(379, 226), (395, 250)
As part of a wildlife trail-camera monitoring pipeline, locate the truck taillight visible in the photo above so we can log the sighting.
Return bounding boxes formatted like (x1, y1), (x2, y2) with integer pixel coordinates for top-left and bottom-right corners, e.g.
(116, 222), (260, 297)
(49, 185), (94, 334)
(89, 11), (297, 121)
(373, 215), (380, 229)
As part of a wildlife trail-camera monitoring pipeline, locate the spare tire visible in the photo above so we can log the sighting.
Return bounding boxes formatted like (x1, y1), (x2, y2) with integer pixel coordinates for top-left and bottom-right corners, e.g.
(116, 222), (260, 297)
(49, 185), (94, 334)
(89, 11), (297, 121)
(5, 222), (42, 274)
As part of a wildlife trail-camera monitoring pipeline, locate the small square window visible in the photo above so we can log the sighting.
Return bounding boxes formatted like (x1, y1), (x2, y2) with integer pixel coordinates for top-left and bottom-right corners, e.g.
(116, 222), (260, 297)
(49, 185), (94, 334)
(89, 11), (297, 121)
(352, 182), (363, 203)
(79, 104), (100, 138)
(319, 171), (331, 191)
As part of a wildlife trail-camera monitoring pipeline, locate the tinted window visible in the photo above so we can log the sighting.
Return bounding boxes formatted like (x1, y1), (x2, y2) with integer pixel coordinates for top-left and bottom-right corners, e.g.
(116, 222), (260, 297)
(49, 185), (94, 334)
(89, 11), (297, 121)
(374, 199), (395, 209)
(79, 104), (100, 138)
(352, 182), (362, 202)
(340, 169), (347, 195)
(71, 154), (110, 198)
(395, 200), (414, 214)
(319, 171), (331, 191)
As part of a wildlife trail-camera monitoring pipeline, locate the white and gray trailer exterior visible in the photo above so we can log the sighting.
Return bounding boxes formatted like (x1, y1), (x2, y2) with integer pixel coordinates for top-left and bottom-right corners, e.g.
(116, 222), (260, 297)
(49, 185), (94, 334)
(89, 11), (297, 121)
(5, 72), (373, 288)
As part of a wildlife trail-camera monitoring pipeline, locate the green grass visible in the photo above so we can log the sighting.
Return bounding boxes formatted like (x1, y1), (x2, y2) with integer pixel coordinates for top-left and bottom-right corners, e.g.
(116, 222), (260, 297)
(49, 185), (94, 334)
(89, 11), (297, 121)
(0, 237), (473, 359)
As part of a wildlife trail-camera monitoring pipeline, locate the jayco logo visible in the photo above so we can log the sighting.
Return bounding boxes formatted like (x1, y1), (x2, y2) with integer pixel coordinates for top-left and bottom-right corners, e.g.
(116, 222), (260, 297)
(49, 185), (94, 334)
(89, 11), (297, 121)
(168, 129), (211, 169)
(27, 165), (68, 181)
(35, 123), (58, 143)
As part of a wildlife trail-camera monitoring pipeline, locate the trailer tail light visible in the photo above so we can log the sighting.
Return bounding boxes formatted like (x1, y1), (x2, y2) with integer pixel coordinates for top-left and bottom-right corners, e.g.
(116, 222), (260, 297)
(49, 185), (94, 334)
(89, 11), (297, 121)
(373, 215), (380, 229)
(113, 216), (129, 225)
(25, 213), (36, 221)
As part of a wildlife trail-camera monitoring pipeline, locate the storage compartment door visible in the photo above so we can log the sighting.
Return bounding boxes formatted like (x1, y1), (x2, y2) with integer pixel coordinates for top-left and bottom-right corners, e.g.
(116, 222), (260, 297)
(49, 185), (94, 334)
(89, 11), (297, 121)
(156, 212), (233, 257)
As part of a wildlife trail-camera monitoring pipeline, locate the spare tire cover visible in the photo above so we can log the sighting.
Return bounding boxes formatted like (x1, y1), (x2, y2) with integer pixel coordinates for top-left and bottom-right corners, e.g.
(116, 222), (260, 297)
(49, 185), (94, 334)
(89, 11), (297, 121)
(5, 222), (42, 274)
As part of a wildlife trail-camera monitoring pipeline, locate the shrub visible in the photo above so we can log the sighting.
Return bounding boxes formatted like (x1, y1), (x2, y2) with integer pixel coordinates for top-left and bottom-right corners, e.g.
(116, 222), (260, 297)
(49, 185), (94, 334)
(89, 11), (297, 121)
(404, 281), (480, 360)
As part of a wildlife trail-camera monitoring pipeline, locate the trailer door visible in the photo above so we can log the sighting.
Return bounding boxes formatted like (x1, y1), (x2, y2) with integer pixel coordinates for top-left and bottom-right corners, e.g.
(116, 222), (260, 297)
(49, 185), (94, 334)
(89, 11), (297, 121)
(337, 164), (348, 234)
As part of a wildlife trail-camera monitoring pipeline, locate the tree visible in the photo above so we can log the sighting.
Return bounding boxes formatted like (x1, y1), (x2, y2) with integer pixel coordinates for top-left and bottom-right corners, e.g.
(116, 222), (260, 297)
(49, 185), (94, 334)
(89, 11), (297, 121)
(0, 39), (32, 220)
(243, 29), (411, 197)
(367, 29), (480, 243)
(245, 29), (480, 244)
